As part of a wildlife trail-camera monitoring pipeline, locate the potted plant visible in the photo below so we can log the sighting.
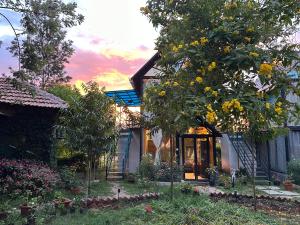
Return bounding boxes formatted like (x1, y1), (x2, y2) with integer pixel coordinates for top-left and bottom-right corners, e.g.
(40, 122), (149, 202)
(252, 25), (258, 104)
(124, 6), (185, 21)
(283, 177), (294, 191)
(20, 195), (35, 217)
(180, 183), (192, 194)
(0, 201), (9, 220)
(206, 167), (218, 186)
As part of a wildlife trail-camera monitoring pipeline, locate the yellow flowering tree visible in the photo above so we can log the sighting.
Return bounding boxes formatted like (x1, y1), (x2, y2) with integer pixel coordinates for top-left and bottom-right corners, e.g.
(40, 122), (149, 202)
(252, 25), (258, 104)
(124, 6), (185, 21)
(142, 0), (300, 207)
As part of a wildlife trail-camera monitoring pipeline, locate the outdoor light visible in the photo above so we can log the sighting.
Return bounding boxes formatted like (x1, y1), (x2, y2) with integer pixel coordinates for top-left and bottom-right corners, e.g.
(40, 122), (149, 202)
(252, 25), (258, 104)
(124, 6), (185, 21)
(118, 188), (121, 200)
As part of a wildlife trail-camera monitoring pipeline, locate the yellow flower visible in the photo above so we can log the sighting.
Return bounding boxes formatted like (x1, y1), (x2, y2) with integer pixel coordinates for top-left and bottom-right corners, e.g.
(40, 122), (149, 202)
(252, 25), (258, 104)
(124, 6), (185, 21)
(140, 6), (150, 14)
(159, 91), (166, 97)
(172, 46), (179, 53)
(244, 37), (251, 43)
(200, 37), (209, 46)
(207, 104), (213, 111)
(222, 101), (230, 113)
(204, 87), (212, 92)
(212, 91), (218, 97)
(266, 102), (271, 109)
(224, 46), (231, 54)
(249, 52), (259, 58)
(197, 67), (206, 75)
(190, 40), (199, 46)
(190, 81), (195, 86)
(259, 63), (273, 76)
(183, 60), (192, 68)
(206, 111), (217, 123)
(208, 62), (217, 72)
(173, 82), (179, 87)
(195, 76), (203, 83)
(164, 81), (170, 86)
(178, 44), (183, 49)
(275, 107), (283, 115)
(276, 102), (282, 107)
(247, 27), (254, 33)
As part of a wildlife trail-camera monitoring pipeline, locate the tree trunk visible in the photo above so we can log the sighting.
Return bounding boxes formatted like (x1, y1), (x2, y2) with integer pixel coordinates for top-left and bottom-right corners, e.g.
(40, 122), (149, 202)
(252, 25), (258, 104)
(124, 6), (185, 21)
(87, 152), (91, 196)
(170, 135), (174, 201)
(252, 142), (257, 211)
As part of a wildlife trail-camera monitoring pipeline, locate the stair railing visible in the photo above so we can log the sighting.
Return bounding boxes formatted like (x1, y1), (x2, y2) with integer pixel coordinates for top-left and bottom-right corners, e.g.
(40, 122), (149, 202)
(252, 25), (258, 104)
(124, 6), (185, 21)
(228, 133), (256, 176)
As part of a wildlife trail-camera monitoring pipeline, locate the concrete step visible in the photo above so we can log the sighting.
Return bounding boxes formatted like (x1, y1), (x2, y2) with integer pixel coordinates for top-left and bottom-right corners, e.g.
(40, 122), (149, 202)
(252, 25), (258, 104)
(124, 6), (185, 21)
(255, 179), (271, 185)
(107, 175), (124, 181)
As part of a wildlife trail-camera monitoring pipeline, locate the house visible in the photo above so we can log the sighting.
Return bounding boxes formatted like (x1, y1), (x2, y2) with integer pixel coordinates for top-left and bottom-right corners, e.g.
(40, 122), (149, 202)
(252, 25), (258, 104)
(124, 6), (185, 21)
(106, 54), (222, 181)
(0, 78), (67, 163)
(106, 54), (300, 182)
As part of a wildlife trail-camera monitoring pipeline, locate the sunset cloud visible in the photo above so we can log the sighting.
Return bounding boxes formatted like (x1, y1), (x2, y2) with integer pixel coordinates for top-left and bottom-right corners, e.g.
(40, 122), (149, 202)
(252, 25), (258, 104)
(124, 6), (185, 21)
(67, 47), (154, 90)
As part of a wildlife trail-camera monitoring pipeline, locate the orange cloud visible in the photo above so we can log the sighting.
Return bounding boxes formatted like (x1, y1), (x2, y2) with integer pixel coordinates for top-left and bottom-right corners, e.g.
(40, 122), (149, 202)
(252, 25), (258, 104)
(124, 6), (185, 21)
(66, 48), (152, 90)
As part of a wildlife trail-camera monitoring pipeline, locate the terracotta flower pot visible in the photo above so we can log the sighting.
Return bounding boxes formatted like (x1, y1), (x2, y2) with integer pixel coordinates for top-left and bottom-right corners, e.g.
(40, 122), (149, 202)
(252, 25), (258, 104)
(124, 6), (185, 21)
(0, 211), (8, 220)
(283, 182), (294, 191)
(20, 205), (33, 217)
(63, 199), (72, 208)
(70, 187), (81, 195)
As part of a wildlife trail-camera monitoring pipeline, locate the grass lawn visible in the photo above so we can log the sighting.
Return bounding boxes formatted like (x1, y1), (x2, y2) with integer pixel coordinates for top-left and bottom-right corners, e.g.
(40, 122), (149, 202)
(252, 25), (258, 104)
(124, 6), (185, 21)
(49, 189), (297, 225)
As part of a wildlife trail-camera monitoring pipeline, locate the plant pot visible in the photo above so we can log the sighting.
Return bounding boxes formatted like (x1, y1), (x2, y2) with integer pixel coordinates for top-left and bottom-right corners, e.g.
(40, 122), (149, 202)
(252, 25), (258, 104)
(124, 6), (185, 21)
(70, 187), (81, 195)
(283, 182), (294, 191)
(0, 211), (8, 220)
(63, 199), (72, 208)
(20, 205), (33, 217)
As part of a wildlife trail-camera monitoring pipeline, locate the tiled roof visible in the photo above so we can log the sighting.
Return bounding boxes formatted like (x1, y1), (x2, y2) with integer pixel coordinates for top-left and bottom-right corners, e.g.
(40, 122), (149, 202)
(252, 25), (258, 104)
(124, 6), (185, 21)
(0, 78), (67, 109)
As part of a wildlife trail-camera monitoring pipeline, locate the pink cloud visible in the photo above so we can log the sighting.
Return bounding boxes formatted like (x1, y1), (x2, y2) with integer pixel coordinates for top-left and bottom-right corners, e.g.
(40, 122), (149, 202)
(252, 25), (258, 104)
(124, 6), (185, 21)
(66, 48), (147, 89)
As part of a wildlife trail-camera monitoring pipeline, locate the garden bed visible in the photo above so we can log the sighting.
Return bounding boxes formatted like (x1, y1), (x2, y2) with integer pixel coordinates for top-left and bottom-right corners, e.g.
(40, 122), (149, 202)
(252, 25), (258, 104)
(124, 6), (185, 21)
(210, 192), (300, 215)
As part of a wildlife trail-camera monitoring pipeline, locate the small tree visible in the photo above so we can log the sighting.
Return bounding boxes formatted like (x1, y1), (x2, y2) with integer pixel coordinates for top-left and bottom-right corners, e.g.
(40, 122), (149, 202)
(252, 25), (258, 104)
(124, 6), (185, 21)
(1, 0), (84, 89)
(63, 82), (118, 195)
(142, 0), (300, 208)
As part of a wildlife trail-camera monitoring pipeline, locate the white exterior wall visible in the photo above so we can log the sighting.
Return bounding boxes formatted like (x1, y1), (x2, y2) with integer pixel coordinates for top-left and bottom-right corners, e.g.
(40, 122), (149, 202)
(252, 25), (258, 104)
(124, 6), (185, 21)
(220, 133), (239, 173)
(128, 129), (141, 173)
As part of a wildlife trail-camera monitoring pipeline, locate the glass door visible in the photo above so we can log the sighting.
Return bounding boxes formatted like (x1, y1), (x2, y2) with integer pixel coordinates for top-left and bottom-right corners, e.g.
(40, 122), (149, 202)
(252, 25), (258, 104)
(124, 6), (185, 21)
(183, 138), (195, 180)
(195, 138), (209, 179)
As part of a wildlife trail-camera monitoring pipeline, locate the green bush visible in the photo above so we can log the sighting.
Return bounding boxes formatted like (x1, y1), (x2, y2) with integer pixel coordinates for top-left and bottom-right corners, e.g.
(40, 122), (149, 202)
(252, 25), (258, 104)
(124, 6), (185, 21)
(287, 159), (300, 185)
(58, 166), (81, 189)
(137, 154), (156, 181)
(218, 174), (231, 189)
(155, 162), (182, 182)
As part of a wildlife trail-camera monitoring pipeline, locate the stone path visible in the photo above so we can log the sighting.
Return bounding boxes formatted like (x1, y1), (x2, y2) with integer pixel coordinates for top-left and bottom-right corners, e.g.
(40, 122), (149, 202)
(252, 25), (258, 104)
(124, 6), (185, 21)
(256, 185), (300, 198)
(195, 186), (224, 194)
(111, 182), (130, 198)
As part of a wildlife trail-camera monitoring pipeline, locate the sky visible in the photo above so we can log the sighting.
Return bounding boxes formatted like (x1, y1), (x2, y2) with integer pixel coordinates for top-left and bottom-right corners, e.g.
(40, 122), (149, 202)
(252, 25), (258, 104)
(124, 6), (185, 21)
(0, 0), (157, 91)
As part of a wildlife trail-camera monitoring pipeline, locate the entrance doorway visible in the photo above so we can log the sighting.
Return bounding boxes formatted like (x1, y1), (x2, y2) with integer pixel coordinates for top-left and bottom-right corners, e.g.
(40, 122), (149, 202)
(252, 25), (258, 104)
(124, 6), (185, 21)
(182, 136), (211, 180)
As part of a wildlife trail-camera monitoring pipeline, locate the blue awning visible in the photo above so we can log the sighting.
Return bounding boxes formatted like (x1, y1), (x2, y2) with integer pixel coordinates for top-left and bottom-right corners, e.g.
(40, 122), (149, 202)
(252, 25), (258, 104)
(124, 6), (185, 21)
(288, 70), (299, 79)
(105, 90), (141, 107)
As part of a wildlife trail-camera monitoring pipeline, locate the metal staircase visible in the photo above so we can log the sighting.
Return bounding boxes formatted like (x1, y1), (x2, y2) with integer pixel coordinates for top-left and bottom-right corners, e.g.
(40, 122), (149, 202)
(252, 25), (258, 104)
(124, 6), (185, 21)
(106, 129), (133, 181)
(228, 134), (269, 183)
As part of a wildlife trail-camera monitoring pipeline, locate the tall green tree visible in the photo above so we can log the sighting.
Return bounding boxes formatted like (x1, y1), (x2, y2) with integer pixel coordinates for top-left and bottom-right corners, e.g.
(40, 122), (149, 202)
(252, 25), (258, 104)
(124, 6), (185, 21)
(142, 0), (300, 208)
(0, 0), (84, 89)
(63, 82), (118, 195)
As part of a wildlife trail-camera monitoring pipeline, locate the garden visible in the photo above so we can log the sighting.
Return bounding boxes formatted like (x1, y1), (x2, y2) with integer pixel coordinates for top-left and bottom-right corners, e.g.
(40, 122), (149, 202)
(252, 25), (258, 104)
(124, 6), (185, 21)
(1, 154), (300, 225)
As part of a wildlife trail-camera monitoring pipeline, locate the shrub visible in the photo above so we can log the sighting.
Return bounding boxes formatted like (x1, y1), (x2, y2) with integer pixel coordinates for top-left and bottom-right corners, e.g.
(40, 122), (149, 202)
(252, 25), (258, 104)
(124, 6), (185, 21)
(57, 152), (86, 172)
(180, 183), (192, 194)
(0, 159), (60, 197)
(58, 166), (81, 189)
(218, 174), (231, 189)
(155, 162), (182, 182)
(137, 154), (156, 181)
(287, 159), (300, 185)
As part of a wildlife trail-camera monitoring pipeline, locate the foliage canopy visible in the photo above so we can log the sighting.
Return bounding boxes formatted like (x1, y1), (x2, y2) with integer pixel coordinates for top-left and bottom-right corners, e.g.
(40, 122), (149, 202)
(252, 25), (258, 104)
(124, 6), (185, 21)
(142, 0), (300, 140)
